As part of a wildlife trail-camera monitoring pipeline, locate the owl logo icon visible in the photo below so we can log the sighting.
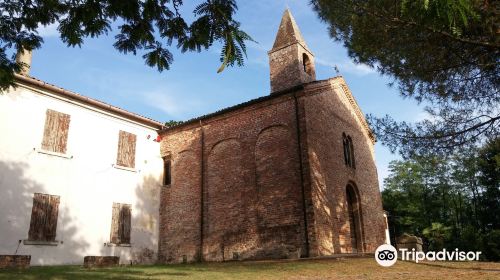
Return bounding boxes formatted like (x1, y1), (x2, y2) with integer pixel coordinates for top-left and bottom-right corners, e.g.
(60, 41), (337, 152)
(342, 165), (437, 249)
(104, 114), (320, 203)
(375, 244), (398, 267)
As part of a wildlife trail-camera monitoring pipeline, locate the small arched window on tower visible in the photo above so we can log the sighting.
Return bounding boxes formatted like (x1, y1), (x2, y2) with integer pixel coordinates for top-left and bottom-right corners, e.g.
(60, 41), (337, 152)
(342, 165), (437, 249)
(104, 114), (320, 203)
(302, 53), (313, 76)
(343, 133), (356, 169)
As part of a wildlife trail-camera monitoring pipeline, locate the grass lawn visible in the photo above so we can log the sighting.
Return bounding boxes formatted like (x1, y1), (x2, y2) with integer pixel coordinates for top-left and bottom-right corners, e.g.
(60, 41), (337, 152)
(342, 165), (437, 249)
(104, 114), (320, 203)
(1, 257), (499, 280)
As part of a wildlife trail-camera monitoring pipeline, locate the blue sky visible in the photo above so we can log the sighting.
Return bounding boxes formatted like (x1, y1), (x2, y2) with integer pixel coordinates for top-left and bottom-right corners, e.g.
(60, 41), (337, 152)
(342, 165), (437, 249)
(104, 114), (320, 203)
(30, 0), (426, 188)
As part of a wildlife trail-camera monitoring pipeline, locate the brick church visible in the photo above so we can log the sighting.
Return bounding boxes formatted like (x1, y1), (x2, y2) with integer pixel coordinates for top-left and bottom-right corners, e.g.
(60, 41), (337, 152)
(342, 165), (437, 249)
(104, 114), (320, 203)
(0, 9), (386, 266)
(157, 10), (386, 263)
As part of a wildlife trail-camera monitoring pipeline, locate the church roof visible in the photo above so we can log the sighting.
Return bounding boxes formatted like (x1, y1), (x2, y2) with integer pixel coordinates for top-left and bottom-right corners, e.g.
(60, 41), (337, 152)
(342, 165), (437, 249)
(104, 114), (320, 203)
(271, 9), (309, 51)
(159, 77), (376, 143)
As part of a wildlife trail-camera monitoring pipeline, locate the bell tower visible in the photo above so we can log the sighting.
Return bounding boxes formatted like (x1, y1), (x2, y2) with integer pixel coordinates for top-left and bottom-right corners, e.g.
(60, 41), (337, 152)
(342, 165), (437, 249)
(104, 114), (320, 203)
(268, 9), (316, 93)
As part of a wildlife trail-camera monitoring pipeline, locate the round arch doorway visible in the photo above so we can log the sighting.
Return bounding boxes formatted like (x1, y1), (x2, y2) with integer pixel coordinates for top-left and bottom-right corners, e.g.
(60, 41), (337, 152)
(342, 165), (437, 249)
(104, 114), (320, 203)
(346, 183), (364, 253)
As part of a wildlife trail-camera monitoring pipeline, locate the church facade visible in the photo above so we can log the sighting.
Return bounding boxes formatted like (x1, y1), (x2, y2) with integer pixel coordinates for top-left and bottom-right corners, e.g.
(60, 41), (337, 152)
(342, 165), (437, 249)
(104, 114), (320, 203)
(157, 10), (386, 263)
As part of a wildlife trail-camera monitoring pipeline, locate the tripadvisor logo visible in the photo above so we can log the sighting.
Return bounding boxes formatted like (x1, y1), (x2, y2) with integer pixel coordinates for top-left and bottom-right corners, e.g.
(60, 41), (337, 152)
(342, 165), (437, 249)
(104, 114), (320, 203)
(374, 244), (482, 267)
(375, 244), (398, 267)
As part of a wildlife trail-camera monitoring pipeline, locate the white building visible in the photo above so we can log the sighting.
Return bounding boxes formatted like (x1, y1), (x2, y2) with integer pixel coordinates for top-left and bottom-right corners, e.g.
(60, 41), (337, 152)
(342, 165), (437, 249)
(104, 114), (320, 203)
(0, 54), (165, 265)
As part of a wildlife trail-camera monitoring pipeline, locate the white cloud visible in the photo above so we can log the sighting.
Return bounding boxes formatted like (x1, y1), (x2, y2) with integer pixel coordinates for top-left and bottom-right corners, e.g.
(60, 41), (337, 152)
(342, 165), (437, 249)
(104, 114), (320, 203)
(415, 111), (431, 122)
(143, 91), (182, 117)
(248, 42), (268, 52)
(142, 90), (203, 120)
(37, 23), (59, 38)
(315, 57), (376, 76)
(414, 110), (439, 123)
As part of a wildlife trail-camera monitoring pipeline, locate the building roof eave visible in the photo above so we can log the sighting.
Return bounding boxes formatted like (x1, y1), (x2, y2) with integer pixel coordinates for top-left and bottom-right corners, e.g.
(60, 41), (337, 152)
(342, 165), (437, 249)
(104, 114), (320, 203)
(13, 74), (165, 130)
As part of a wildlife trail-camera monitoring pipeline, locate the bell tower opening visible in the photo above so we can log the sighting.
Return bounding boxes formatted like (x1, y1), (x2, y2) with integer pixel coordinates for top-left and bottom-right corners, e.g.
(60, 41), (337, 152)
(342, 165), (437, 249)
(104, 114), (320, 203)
(302, 53), (313, 76)
(268, 9), (316, 93)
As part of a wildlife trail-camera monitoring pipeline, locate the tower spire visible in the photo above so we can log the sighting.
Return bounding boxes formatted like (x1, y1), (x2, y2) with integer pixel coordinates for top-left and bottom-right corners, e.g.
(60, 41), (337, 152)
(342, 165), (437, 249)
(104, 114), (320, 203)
(272, 9), (308, 50)
(268, 9), (316, 93)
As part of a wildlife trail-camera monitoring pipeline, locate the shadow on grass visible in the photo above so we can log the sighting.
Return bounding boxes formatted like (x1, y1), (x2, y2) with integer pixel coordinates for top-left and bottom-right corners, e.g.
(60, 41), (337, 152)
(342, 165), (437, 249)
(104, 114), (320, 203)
(0, 266), (156, 280)
(0, 261), (316, 280)
(2, 258), (500, 280)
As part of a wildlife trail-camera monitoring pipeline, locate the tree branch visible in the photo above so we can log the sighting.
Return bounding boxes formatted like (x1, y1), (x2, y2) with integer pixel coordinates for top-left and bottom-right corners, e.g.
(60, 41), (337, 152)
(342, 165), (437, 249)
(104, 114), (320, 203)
(357, 7), (500, 49)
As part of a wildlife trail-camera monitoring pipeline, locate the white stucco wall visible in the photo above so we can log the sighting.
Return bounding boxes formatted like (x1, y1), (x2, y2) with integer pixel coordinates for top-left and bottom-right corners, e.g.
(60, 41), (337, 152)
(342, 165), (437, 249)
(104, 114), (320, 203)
(384, 213), (391, 245)
(0, 83), (163, 265)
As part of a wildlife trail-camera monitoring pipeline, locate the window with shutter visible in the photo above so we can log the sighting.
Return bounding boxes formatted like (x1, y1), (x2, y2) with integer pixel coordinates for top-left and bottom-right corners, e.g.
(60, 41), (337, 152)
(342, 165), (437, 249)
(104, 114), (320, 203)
(28, 193), (60, 242)
(41, 109), (71, 154)
(116, 131), (137, 168)
(110, 203), (132, 245)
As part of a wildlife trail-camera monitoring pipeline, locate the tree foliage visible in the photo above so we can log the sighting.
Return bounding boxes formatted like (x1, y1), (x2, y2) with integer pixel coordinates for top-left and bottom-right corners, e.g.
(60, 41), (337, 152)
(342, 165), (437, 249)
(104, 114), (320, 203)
(311, 0), (499, 157)
(0, 0), (254, 91)
(164, 119), (183, 127)
(383, 138), (500, 260)
(422, 222), (452, 251)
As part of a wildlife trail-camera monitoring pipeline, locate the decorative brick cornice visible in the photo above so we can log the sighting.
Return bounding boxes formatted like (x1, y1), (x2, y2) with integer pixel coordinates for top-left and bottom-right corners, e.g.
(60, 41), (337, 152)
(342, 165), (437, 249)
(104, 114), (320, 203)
(337, 78), (376, 143)
(302, 77), (376, 144)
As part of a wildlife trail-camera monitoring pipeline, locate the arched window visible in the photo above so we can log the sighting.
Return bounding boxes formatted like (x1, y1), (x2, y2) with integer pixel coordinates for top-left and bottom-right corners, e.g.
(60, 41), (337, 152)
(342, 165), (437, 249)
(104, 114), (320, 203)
(342, 133), (349, 165)
(346, 184), (363, 253)
(342, 133), (355, 168)
(302, 53), (313, 75)
(348, 136), (355, 169)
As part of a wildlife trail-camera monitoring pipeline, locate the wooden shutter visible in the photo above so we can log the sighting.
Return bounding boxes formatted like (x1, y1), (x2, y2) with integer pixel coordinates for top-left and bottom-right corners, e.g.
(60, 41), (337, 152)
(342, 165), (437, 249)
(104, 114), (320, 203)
(110, 203), (132, 244)
(119, 204), (132, 244)
(41, 109), (70, 154)
(28, 193), (46, 241)
(45, 195), (60, 241)
(116, 131), (137, 168)
(28, 193), (60, 241)
(110, 203), (120, 244)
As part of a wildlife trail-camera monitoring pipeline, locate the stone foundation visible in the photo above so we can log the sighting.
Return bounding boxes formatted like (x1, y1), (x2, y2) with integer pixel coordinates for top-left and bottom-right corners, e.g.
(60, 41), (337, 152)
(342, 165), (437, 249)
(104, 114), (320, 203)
(396, 234), (423, 252)
(0, 255), (31, 269)
(83, 256), (120, 268)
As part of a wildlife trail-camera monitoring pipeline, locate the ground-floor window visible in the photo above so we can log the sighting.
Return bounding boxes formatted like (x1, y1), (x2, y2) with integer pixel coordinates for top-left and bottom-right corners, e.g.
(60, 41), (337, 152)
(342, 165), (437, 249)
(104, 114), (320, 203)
(110, 203), (132, 244)
(28, 193), (60, 241)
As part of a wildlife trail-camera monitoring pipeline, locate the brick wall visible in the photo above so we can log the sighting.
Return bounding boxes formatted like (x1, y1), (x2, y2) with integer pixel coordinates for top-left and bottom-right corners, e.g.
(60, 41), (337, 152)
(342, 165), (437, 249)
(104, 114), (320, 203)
(159, 94), (307, 263)
(83, 256), (119, 268)
(158, 77), (385, 263)
(159, 128), (202, 263)
(269, 44), (315, 93)
(302, 79), (386, 255)
(0, 255), (31, 269)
